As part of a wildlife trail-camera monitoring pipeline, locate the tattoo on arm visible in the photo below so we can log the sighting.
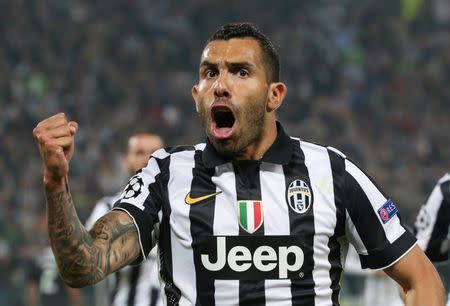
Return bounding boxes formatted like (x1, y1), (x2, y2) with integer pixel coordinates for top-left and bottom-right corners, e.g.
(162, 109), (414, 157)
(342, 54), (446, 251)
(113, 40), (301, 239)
(46, 188), (140, 287)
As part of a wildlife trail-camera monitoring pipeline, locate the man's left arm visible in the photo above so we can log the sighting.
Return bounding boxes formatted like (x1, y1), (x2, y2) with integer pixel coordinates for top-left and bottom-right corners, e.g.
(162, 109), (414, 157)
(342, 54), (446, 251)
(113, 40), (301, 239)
(384, 245), (445, 306)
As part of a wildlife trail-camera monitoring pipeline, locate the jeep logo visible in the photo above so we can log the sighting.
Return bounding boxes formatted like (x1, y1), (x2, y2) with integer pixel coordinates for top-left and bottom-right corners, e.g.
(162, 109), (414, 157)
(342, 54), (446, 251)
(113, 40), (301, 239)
(197, 236), (306, 280)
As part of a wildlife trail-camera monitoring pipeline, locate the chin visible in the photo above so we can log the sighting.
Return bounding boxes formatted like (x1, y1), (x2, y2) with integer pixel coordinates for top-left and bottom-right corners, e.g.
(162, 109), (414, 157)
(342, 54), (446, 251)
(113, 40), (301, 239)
(211, 138), (236, 156)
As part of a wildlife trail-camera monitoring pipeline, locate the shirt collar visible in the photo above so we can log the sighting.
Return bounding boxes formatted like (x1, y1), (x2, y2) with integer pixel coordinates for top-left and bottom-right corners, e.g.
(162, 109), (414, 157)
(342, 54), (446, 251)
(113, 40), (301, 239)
(202, 121), (293, 168)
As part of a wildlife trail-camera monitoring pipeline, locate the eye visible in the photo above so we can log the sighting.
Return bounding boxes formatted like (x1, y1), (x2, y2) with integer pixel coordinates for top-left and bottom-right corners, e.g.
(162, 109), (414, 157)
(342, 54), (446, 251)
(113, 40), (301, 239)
(238, 69), (249, 77)
(205, 69), (217, 79)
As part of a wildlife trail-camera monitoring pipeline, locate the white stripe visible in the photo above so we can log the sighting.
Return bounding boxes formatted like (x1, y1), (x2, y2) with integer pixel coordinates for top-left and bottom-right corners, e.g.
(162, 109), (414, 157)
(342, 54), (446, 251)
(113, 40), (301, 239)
(345, 160), (405, 243)
(260, 163), (292, 305)
(135, 260), (156, 306)
(194, 143), (206, 150)
(301, 141), (335, 306)
(247, 201), (255, 232)
(112, 267), (131, 306)
(212, 162), (239, 305)
(119, 157), (161, 210)
(168, 150), (197, 305)
(152, 148), (170, 159)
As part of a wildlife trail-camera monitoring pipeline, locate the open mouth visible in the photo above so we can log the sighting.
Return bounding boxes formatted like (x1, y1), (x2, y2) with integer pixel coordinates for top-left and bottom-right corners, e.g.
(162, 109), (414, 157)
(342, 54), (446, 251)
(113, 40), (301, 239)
(211, 105), (236, 139)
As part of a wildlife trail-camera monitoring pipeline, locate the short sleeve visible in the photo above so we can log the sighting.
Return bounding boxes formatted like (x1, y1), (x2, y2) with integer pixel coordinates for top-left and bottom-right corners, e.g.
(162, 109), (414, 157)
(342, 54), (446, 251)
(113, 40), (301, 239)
(343, 159), (416, 269)
(113, 155), (166, 263)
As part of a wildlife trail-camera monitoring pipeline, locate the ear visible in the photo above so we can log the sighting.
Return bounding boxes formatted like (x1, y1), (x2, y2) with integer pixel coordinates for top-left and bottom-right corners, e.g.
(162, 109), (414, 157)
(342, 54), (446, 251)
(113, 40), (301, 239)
(121, 154), (130, 173)
(192, 85), (200, 112)
(266, 82), (287, 112)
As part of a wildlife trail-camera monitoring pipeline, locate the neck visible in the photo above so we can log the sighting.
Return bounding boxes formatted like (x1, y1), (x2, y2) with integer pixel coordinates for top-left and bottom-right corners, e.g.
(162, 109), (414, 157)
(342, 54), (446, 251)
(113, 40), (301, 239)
(234, 119), (277, 161)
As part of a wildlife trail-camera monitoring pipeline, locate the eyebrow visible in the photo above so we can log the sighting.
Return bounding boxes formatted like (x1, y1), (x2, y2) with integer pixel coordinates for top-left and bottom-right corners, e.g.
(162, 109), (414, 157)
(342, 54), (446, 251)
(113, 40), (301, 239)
(199, 60), (255, 70)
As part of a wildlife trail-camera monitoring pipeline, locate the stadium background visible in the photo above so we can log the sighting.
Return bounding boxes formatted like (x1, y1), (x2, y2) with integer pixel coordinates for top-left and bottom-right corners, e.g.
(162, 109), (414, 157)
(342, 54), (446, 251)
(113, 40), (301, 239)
(0, 0), (448, 305)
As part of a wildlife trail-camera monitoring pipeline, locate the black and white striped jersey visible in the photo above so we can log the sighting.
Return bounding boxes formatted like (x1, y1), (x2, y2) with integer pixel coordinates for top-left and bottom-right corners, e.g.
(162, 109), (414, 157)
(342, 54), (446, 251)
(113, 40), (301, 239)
(114, 123), (416, 306)
(415, 173), (450, 262)
(25, 247), (74, 306)
(86, 193), (162, 306)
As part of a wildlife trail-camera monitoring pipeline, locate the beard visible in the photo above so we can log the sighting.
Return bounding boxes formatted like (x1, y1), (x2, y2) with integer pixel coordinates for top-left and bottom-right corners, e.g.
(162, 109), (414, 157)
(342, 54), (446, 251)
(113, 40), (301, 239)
(197, 95), (267, 157)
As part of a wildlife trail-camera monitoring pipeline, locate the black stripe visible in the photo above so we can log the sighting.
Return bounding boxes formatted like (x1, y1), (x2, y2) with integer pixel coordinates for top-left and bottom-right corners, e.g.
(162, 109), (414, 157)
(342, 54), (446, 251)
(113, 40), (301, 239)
(327, 149), (347, 305)
(127, 266), (141, 306)
(165, 145), (196, 154)
(344, 171), (389, 252)
(233, 160), (265, 306)
(150, 287), (160, 306)
(189, 150), (217, 306)
(283, 139), (315, 306)
(155, 156), (182, 306)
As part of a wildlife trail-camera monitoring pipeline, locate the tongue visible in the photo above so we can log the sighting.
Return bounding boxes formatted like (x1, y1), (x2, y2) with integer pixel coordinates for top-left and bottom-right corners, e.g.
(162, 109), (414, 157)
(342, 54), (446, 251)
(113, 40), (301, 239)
(212, 126), (233, 139)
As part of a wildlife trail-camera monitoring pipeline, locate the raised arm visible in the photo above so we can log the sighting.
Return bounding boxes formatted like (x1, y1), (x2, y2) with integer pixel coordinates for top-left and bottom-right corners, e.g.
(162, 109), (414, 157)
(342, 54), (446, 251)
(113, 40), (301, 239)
(384, 245), (445, 306)
(33, 113), (141, 287)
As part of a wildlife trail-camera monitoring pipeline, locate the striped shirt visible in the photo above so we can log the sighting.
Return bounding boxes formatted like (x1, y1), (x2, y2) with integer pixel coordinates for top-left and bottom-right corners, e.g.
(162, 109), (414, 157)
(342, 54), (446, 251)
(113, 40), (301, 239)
(415, 173), (450, 262)
(26, 247), (74, 306)
(414, 173), (450, 305)
(86, 193), (162, 306)
(114, 123), (416, 306)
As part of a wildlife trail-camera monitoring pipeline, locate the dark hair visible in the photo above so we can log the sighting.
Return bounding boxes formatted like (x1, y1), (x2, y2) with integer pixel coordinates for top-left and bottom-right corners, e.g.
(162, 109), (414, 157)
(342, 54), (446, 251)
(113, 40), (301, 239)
(207, 22), (280, 83)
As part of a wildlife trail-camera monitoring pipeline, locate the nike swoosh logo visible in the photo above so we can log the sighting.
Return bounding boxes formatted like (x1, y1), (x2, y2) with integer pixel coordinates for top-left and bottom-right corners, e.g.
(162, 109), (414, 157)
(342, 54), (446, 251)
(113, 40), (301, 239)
(185, 191), (222, 205)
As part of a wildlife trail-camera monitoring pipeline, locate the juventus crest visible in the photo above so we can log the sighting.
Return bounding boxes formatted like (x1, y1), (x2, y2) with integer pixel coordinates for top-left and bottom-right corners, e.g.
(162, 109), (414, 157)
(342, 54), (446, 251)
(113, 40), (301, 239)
(286, 179), (313, 214)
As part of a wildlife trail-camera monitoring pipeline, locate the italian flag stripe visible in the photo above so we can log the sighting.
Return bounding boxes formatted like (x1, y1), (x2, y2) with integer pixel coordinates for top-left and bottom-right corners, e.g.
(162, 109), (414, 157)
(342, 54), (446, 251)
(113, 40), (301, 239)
(253, 201), (261, 230)
(239, 201), (248, 229)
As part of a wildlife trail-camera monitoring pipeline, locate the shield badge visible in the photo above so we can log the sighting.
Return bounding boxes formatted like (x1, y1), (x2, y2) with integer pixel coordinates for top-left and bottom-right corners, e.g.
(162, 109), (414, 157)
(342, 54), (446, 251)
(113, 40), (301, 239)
(237, 200), (263, 234)
(286, 179), (313, 214)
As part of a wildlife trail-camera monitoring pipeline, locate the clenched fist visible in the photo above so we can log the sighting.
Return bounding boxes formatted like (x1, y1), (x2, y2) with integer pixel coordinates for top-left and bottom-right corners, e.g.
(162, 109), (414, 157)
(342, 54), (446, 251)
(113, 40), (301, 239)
(33, 113), (78, 186)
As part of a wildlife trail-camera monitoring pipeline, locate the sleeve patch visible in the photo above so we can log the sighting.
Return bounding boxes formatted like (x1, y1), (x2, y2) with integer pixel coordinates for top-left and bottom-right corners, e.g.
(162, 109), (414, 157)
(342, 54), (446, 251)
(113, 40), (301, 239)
(377, 199), (398, 224)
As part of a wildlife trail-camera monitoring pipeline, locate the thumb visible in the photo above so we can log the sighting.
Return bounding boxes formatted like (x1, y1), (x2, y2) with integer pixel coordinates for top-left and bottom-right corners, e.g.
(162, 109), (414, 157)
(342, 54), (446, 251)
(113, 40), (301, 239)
(68, 121), (79, 135)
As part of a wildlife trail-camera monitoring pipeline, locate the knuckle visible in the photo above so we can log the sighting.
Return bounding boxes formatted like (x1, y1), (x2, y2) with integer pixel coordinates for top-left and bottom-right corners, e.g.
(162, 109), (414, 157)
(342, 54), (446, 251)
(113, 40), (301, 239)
(40, 136), (51, 146)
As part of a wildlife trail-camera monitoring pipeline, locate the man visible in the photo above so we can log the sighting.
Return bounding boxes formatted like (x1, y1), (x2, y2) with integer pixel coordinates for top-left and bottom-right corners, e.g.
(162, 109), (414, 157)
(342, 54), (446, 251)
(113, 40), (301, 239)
(415, 173), (450, 305)
(83, 133), (164, 306)
(33, 22), (444, 305)
(24, 246), (86, 306)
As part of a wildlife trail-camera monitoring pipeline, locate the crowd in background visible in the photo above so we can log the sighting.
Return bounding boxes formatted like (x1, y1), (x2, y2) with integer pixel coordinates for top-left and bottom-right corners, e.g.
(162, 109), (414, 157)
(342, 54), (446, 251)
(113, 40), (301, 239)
(0, 0), (449, 304)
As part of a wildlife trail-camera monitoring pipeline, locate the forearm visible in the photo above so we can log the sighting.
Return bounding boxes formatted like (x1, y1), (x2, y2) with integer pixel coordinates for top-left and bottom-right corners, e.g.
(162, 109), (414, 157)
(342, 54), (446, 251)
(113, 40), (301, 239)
(403, 283), (445, 306)
(402, 265), (445, 306)
(45, 178), (141, 287)
(385, 245), (445, 306)
(45, 178), (105, 287)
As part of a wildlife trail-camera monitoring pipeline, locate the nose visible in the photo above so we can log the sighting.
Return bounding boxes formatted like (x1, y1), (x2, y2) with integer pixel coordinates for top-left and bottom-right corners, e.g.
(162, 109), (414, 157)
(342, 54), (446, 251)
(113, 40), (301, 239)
(213, 73), (230, 99)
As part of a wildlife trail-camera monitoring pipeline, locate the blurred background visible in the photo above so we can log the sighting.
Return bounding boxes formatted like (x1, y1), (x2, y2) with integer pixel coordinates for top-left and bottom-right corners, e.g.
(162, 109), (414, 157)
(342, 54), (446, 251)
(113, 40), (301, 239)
(0, 0), (449, 305)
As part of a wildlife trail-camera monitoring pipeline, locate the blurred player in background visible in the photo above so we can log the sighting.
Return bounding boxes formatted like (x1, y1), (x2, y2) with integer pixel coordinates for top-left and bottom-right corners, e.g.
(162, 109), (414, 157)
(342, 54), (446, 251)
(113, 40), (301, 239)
(415, 173), (450, 305)
(84, 133), (164, 306)
(24, 216), (86, 306)
(24, 247), (85, 306)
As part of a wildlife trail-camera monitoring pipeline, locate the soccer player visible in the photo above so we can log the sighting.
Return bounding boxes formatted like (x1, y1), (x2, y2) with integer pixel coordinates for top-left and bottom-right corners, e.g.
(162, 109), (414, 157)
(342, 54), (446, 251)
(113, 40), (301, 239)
(33, 22), (444, 305)
(83, 133), (164, 306)
(24, 246), (85, 306)
(415, 173), (450, 305)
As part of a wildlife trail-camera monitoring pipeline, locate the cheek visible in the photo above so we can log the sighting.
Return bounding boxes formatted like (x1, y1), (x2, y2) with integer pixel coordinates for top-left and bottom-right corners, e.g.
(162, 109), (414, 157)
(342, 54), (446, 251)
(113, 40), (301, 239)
(197, 80), (214, 95)
(237, 80), (267, 99)
(239, 84), (268, 108)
